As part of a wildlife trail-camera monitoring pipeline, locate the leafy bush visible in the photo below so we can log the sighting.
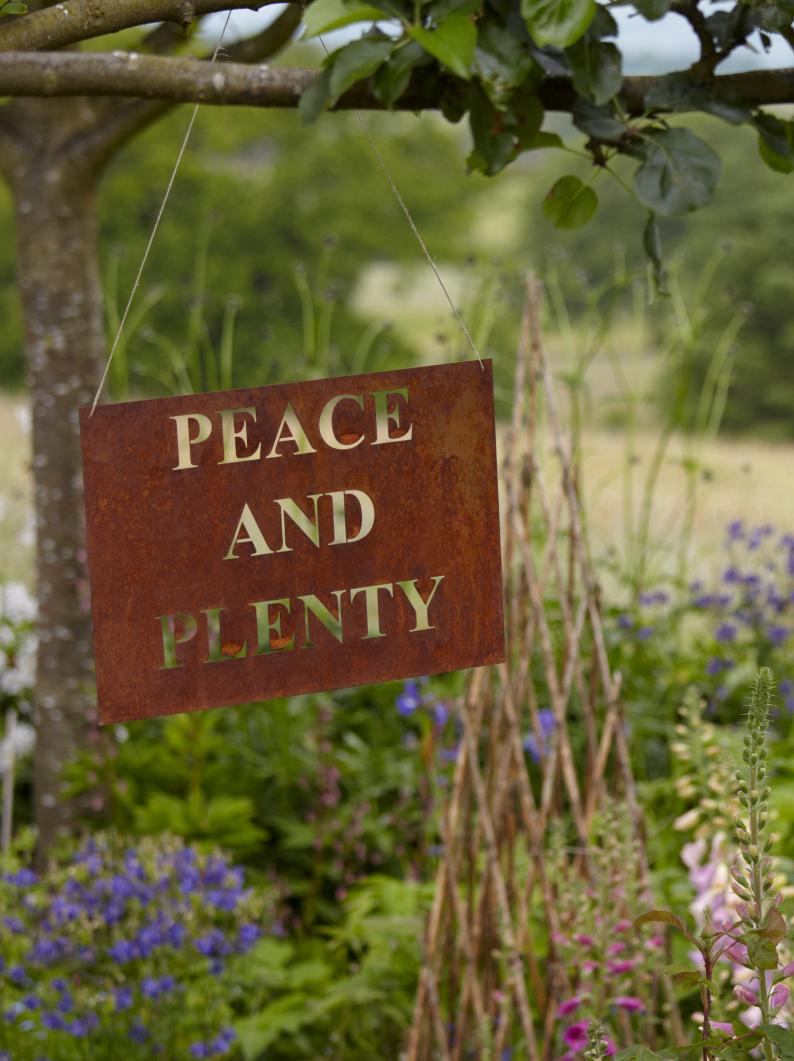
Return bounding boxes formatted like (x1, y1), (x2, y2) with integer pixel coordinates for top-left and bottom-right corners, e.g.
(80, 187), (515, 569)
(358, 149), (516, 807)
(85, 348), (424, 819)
(0, 834), (272, 1060)
(65, 677), (461, 929)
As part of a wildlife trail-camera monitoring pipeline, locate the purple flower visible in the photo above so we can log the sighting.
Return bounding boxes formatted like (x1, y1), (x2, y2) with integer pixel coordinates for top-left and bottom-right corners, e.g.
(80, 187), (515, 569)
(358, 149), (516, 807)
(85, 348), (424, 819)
(4, 869), (37, 887)
(613, 995), (645, 1011)
(563, 1021), (590, 1049)
(636, 626), (654, 641)
(107, 938), (137, 963)
(606, 959), (635, 974)
(68, 1014), (98, 1037)
(56, 993), (73, 1015)
(617, 614), (633, 630)
(557, 996), (583, 1017)
(523, 709), (555, 763)
(8, 965), (28, 986)
(195, 929), (231, 958)
(42, 1012), (67, 1031)
(714, 623), (737, 643)
(212, 1028), (236, 1052)
(129, 1020), (149, 1044)
(396, 679), (422, 716)
(639, 590), (669, 606)
(768, 625), (789, 646)
(114, 987), (133, 1012)
(727, 519), (744, 541)
(237, 923), (260, 952)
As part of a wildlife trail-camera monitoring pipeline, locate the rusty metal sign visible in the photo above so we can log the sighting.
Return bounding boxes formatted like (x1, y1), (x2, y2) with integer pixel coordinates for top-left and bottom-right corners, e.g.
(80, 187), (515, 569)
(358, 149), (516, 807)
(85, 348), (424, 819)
(79, 360), (504, 724)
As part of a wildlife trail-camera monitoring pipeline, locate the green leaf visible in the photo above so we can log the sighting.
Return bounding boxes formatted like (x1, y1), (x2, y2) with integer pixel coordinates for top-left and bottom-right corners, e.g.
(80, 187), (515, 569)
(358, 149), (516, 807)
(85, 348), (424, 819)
(299, 66), (334, 123)
(759, 907), (787, 942)
(302, 0), (385, 37)
(329, 36), (394, 101)
(572, 99), (626, 142)
(643, 212), (668, 295)
(543, 175), (598, 229)
(567, 38), (622, 105)
(662, 962), (699, 988)
(411, 14), (477, 79)
(644, 72), (749, 124)
(373, 41), (428, 107)
(745, 930), (779, 970)
(633, 0), (669, 18)
(521, 0), (596, 48)
(0, 1), (28, 13)
(523, 129), (563, 150)
(761, 1024), (794, 1061)
(755, 0), (794, 33)
(755, 113), (794, 174)
(473, 22), (536, 106)
(427, 0), (480, 18)
(467, 85), (515, 175)
(634, 910), (689, 933)
(634, 128), (721, 216)
(510, 90), (544, 147)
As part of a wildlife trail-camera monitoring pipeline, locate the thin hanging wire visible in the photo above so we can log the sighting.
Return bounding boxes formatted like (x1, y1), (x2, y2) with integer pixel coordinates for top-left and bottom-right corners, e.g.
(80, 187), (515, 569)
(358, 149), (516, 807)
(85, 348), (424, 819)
(90, 12), (486, 416)
(315, 32), (484, 370)
(351, 110), (484, 370)
(89, 10), (234, 417)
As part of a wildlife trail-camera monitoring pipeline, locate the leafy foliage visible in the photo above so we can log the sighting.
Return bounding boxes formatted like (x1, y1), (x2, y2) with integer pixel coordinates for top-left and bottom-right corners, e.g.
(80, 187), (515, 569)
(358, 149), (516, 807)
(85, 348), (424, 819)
(298, 0), (794, 268)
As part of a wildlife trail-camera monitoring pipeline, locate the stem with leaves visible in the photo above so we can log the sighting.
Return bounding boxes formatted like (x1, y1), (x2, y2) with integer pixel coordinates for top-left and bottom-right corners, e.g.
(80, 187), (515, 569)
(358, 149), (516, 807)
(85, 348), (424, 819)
(731, 668), (783, 1061)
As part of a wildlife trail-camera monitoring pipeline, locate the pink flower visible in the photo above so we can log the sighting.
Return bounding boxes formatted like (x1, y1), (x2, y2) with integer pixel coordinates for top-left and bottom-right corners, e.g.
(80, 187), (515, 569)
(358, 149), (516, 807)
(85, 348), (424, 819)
(615, 919), (632, 934)
(607, 942), (626, 956)
(778, 961), (794, 979)
(563, 1021), (590, 1049)
(582, 960), (599, 973)
(557, 997), (584, 1018)
(734, 984), (759, 1006)
(613, 996), (645, 1012)
(710, 1021), (733, 1034)
(606, 959), (636, 975)
(725, 942), (749, 966)
(574, 933), (594, 947)
(646, 935), (664, 950)
(770, 984), (790, 1012)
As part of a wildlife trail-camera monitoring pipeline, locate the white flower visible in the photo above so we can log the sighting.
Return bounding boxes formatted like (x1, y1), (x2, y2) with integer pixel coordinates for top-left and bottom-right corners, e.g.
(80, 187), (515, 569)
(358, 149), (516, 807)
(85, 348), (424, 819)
(0, 582), (36, 625)
(0, 721), (35, 773)
(1, 636), (36, 695)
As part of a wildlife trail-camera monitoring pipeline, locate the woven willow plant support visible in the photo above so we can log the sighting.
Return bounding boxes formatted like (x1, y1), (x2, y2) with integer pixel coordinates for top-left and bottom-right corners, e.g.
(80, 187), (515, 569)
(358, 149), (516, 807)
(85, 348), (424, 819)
(407, 276), (663, 1060)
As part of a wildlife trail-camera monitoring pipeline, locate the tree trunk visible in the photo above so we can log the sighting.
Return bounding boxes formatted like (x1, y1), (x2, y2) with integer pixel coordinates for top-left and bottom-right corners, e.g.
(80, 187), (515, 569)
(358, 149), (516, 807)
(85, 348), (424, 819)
(7, 122), (104, 860)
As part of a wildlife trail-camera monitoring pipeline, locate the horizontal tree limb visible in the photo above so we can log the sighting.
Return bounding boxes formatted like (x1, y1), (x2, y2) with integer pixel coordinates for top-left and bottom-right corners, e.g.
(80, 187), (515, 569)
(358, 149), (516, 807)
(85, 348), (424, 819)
(1, 51), (794, 114)
(0, 0), (285, 53)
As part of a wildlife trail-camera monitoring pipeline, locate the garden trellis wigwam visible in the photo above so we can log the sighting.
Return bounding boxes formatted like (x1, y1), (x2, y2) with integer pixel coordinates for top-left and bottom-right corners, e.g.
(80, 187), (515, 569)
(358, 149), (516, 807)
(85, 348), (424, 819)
(2, 0), (794, 1058)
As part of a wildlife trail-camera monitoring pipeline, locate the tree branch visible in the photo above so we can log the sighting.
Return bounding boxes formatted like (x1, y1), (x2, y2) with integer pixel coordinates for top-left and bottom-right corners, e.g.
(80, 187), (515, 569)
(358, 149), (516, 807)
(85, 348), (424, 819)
(670, 0), (718, 74)
(1, 52), (794, 114)
(221, 4), (303, 63)
(0, 0), (286, 52)
(65, 99), (174, 169)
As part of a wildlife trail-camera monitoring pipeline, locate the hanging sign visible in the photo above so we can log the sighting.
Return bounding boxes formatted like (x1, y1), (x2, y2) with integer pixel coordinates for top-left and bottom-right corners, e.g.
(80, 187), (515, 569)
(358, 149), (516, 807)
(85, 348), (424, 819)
(80, 360), (504, 724)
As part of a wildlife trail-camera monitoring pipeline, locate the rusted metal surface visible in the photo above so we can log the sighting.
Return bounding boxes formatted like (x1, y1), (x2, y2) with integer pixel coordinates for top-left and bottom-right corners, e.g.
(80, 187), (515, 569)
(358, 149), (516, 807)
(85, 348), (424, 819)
(80, 360), (505, 724)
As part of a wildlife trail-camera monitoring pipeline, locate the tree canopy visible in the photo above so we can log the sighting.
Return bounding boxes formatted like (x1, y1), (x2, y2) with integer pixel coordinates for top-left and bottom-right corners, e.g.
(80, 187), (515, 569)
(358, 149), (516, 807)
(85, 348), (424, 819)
(1, 1), (794, 285)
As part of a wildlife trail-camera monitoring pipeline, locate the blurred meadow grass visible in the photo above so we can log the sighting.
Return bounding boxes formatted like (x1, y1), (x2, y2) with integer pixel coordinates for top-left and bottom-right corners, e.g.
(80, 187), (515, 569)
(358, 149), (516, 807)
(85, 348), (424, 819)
(0, 392), (32, 584)
(1, 314), (793, 591)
